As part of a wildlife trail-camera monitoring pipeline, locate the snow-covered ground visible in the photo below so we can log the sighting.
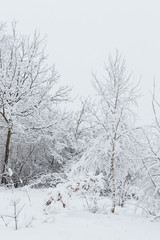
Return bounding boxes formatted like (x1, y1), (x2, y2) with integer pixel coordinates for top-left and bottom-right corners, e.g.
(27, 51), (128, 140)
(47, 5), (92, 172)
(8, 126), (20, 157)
(0, 187), (159, 240)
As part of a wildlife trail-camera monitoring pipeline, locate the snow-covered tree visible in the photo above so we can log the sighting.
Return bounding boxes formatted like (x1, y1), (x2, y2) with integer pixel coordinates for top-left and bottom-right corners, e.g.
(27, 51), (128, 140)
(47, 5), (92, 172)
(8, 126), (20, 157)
(137, 83), (160, 216)
(71, 52), (139, 213)
(0, 23), (69, 183)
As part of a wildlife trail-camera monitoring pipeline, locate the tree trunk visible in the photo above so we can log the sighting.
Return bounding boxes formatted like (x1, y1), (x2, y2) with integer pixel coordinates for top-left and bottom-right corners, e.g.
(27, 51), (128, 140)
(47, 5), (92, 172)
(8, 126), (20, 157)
(1, 127), (12, 184)
(111, 146), (116, 213)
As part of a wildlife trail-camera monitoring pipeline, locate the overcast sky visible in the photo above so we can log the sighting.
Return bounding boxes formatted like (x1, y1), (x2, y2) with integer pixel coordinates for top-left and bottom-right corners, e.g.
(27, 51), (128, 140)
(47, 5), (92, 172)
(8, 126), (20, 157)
(1, 0), (160, 124)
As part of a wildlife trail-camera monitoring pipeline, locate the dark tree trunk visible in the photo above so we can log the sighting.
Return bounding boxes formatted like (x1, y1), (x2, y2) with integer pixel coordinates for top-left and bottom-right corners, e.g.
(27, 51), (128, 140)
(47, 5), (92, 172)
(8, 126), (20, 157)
(1, 127), (12, 184)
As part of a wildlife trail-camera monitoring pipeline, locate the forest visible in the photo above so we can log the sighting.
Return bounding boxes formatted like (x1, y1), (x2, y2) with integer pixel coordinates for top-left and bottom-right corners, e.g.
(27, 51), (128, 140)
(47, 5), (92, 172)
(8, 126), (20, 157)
(0, 23), (160, 236)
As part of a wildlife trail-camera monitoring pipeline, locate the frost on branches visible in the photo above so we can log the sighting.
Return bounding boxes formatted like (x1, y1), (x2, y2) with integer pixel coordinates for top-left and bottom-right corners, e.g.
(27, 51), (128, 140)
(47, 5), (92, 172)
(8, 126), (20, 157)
(0, 23), (69, 184)
(137, 88), (160, 218)
(71, 52), (140, 213)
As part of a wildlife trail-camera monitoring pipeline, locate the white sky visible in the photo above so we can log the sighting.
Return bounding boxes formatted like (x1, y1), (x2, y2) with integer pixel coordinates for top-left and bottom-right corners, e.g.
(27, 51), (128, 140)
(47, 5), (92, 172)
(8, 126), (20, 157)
(1, 0), (160, 124)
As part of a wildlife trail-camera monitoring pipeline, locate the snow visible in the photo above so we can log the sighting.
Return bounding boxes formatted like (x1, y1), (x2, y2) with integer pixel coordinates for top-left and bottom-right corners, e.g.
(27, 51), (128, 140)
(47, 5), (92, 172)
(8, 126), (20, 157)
(0, 187), (159, 240)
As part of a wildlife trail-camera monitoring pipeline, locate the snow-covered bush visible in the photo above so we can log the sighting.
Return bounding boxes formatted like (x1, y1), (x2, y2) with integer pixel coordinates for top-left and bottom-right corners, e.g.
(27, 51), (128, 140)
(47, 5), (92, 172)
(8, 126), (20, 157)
(44, 174), (105, 213)
(68, 174), (105, 213)
(128, 127), (160, 218)
(137, 153), (160, 217)
(29, 173), (67, 189)
(44, 185), (70, 214)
